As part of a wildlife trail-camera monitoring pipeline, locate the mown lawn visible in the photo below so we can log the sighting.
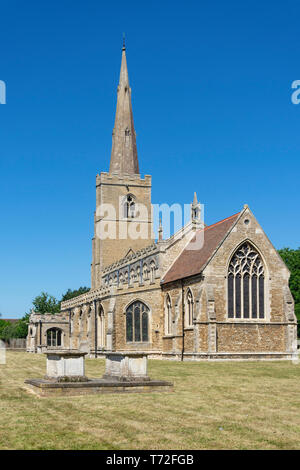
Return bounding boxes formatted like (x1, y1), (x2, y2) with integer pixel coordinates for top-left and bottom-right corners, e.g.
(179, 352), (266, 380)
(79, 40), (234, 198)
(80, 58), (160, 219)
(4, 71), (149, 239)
(0, 351), (299, 450)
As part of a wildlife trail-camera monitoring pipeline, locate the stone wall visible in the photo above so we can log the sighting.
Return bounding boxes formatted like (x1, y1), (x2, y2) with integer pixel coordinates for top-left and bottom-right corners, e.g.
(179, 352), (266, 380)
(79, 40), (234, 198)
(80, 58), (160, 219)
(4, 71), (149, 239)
(159, 207), (297, 359)
(217, 323), (285, 352)
(92, 172), (154, 289)
(5, 338), (26, 350)
(27, 207), (297, 360)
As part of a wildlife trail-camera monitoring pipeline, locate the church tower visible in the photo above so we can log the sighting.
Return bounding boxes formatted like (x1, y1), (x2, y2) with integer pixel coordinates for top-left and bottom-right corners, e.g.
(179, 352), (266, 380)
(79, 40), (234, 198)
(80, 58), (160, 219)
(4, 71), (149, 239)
(91, 44), (154, 288)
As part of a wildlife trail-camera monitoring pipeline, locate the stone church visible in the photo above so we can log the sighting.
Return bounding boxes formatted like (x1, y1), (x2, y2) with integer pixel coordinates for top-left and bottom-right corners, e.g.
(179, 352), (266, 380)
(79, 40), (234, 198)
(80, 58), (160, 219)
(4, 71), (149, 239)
(27, 45), (297, 360)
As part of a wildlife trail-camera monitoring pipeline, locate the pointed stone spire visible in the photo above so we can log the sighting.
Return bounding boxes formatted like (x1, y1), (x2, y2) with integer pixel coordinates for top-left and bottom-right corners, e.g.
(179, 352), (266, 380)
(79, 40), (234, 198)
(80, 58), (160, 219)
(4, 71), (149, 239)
(109, 43), (139, 175)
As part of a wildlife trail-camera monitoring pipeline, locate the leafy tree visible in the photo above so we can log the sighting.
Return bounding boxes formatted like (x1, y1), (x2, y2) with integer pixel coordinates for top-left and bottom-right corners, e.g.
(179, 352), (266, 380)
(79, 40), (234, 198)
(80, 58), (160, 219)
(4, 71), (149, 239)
(60, 287), (90, 303)
(0, 287), (90, 341)
(32, 292), (60, 314)
(0, 318), (9, 338)
(15, 313), (30, 338)
(30, 288), (90, 315)
(0, 323), (14, 341)
(0, 314), (30, 340)
(278, 247), (300, 336)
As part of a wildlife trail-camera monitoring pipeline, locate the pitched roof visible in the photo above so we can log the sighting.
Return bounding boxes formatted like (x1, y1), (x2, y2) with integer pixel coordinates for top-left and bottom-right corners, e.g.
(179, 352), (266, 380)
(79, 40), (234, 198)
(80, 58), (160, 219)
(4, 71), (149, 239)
(161, 212), (241, 284)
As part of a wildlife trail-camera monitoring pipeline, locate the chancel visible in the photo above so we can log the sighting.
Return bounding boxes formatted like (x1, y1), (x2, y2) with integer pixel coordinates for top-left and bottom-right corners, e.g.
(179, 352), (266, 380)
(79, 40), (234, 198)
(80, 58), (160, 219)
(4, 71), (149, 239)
(27, 43), (297, 361)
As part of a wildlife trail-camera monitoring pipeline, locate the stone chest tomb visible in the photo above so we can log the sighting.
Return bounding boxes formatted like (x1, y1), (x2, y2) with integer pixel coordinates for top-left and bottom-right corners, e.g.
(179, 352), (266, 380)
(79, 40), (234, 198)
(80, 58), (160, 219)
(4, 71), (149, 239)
(24, 350), (173, 397)
(45, 350), (87, 382)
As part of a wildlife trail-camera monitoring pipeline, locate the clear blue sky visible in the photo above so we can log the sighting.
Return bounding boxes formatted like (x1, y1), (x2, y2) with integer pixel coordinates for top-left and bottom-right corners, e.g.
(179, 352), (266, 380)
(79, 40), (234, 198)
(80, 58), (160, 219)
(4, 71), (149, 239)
(1, 0), (299, 318)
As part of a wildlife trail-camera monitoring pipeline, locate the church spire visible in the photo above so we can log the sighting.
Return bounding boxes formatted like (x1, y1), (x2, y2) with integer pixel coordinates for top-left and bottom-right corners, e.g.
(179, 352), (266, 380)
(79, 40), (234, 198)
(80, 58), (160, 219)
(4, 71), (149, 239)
(109, 43), (139, 175)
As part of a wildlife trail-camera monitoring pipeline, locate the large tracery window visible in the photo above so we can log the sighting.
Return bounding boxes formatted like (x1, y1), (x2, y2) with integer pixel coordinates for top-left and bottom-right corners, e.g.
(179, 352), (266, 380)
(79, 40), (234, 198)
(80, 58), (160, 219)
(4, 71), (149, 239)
(126, 301), (149, 343)
(228, 242), (265, 319)
(47, 328), (62, 347)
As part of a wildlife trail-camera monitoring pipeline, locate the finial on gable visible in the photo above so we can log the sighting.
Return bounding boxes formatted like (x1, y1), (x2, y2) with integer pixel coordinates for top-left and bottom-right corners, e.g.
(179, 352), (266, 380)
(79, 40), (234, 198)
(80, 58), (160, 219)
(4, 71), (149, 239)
(191, 192), (201, 223)
(158, 217), (163, 241)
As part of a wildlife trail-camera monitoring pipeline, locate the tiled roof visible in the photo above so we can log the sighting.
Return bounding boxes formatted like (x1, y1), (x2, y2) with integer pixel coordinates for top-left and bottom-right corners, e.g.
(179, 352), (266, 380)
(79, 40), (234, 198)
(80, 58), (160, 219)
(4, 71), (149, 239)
(161, 212), (240, 284)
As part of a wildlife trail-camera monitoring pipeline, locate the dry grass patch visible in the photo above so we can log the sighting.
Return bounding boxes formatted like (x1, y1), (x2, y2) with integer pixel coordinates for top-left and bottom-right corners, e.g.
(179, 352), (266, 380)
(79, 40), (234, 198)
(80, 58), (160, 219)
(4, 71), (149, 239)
(0, 351), (299, 449)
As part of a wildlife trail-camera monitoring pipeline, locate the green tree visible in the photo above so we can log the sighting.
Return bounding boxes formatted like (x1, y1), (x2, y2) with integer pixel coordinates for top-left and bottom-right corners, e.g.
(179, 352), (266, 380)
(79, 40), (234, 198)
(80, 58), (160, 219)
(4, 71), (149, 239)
(60, 286), (90, 303)
(0, 318), (9, 338)
(0, 313), (30, 340)
(15, 313), (30, 338)
(32, 292), (60, 314)
(0, 287), (90, 341)
(30, 288), (90, 314)
(278, 247), (300, 336)
(0, 323), (15, 341)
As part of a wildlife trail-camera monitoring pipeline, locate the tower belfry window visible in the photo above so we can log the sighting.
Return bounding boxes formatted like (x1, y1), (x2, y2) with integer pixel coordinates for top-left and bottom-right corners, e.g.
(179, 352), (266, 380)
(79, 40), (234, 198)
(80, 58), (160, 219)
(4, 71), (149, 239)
(124, 195), (136, 218)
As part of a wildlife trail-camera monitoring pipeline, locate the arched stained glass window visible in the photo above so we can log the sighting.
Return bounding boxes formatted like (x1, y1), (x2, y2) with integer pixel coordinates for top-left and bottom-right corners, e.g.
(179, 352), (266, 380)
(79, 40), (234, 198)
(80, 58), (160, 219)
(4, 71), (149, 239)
(126, 301), (149, 342)
(165, 294), (172, 335)
(186, 289), (194, 327)
(97, 304), (105, 348)
(228, 242), (265, 319)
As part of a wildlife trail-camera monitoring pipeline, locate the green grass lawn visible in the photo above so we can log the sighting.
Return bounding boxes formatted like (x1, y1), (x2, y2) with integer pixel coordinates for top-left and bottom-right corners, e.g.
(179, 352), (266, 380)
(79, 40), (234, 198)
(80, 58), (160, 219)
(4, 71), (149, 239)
(0, 351), (300, 449)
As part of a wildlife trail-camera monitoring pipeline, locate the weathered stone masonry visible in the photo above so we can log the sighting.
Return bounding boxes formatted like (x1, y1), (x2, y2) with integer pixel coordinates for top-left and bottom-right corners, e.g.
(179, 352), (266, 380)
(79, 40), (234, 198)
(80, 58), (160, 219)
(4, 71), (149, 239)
(27, 45), (297, 361)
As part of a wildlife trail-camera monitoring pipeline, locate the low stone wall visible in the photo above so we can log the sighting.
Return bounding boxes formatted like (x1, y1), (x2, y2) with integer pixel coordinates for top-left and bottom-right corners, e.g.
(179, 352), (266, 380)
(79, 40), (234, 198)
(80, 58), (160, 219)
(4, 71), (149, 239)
(4, 338), (26, 350)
